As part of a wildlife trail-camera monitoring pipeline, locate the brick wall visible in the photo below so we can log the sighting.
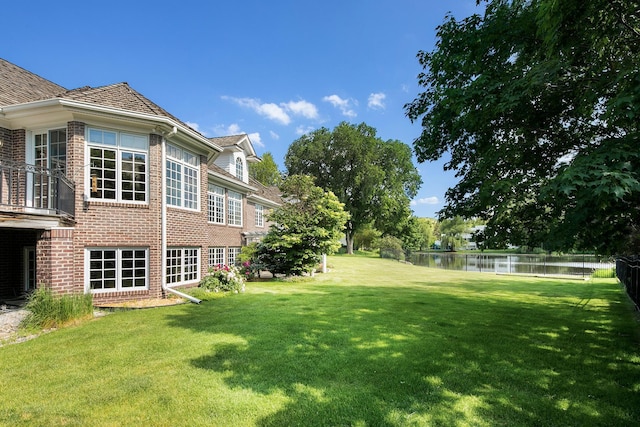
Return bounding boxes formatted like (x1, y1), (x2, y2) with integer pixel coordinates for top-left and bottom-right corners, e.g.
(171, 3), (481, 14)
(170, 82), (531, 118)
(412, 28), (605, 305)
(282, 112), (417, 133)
(73, 126), (164, 303)
(11, 129), (25, 163)
(37, 228), (74, 294)
(167, 153), (210, 282)
(1, 118), (274, 304)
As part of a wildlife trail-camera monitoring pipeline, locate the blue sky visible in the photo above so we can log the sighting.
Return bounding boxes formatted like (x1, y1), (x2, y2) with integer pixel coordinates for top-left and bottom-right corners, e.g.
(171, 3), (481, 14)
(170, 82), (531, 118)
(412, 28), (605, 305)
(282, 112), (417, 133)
(3, 0), (481, 218)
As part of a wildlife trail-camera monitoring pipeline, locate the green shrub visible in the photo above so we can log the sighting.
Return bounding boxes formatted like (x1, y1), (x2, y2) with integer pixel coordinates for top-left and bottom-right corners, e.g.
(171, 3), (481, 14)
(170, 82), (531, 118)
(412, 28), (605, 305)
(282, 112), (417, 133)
(20, 287), (93, 330)
(379, 235), (405, 261)
(237, 243), (262, 280)
(200, 265), (245, 293)
(592, 267), (616, 278)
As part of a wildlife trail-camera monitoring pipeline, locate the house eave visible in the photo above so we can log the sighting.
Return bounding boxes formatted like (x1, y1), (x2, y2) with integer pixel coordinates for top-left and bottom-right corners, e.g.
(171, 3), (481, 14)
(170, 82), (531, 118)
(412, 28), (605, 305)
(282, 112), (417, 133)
(246, 193), (280, 208)
(0, 98), (223, 153)
(208, 171), (257, 193)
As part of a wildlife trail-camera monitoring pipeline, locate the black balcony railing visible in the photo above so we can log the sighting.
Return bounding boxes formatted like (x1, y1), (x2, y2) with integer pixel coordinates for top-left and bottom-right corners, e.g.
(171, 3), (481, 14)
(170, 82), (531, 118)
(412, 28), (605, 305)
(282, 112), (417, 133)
(0, 159), (75, 218)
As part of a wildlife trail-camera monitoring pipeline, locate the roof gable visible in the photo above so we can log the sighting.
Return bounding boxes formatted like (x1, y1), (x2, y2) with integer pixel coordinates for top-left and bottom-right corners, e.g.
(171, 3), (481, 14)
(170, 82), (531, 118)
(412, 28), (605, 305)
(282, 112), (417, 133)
(209, 134), (258, 159)
(0, 58), (67, 106)
(61, 83), (186, 124)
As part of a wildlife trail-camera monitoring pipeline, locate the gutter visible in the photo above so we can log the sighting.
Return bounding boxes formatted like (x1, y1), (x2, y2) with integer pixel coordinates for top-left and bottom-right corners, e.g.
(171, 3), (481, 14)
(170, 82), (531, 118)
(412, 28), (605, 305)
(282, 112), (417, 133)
(161, 135), (201, 304)
(1, 98), (223, 153)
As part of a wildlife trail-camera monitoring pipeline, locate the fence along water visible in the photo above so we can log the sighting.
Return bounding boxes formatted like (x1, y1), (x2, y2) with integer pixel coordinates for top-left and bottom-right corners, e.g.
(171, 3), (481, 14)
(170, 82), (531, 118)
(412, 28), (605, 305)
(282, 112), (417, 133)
(616, 257), (640, 310)
(411, 253), (615, 278)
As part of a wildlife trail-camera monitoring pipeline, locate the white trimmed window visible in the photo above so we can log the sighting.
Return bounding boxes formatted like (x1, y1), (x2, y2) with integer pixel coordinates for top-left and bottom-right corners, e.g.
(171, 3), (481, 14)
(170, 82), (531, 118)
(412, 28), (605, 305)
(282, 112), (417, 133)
(166, 247), (201, 285)
(87, 128), (148, 203)
(208, 247), (225, 267)
(228, 247), (242, 266)
(255, 204), (264, 227)
(208, 184), (225, 224)
(228, 190), (242, 226)
(166, 144), (199, 210)
(235, 157), (244, 180)
(87, 248), (148, 292)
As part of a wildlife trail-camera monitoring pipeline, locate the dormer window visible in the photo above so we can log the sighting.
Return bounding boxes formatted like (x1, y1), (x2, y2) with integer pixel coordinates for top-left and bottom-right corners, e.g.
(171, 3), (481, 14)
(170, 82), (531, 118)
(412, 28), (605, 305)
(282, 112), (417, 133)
(235, 157), (244, 180)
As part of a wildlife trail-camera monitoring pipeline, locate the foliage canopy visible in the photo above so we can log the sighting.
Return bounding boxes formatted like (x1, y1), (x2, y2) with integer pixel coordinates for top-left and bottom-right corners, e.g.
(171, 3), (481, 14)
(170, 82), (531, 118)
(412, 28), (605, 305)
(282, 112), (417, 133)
(249, 152), (282, 186)
(405, 0), (640, 255)
(285, 122), (422, 253)
(257, 175), (349, 276)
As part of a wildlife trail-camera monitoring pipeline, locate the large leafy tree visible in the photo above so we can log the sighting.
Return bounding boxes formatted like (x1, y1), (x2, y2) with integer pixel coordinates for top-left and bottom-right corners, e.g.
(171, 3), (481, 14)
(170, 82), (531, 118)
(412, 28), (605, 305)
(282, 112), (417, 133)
(257, 175), (349, 276)
(249, 152), (282, 186)
(405, 0), (640, 255)
(285, 122), (422, 254)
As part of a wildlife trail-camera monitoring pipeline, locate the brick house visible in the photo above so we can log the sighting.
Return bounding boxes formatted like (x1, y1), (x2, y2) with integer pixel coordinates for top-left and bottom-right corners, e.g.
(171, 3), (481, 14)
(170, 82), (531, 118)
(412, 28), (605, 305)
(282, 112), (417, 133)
(0, 59), (280, 305)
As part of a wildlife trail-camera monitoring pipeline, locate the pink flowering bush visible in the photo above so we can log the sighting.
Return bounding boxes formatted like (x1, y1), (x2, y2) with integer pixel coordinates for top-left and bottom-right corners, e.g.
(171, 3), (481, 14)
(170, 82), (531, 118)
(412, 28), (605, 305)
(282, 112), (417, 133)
(200, 264), (245, 293)
(239, 260), (259, 280)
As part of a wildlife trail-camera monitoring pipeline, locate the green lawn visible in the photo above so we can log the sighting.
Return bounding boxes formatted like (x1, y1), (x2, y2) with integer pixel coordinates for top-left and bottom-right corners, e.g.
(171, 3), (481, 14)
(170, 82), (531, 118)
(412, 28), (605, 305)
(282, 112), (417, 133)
(1, 255), (639, 426)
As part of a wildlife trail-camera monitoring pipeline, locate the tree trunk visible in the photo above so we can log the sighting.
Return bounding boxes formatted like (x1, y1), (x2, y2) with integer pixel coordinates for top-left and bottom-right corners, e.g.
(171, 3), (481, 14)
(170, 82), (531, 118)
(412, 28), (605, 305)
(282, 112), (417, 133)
(345, 230), (354, 254)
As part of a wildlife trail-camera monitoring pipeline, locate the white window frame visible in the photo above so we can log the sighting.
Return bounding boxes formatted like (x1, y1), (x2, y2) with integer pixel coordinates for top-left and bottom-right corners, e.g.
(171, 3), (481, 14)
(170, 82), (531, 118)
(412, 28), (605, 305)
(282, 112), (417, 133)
(208, 184), (225, 224)
(208, 247), (226, 267)
(166, 144), (200, 211)
(255, 204), (264, 227)
(228, 190), (243, 226)
(228, 247), (242, 266)
(235, 157), (244, 180)
(85, 248), (149, 293)
(166, 247), (201, 285)
(86, 128), (149, 204)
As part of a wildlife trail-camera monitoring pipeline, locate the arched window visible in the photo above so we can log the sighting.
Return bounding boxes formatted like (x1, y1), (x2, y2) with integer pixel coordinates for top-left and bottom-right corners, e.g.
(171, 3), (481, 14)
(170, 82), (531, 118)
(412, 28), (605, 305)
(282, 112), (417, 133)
(235, 157), (244, 180)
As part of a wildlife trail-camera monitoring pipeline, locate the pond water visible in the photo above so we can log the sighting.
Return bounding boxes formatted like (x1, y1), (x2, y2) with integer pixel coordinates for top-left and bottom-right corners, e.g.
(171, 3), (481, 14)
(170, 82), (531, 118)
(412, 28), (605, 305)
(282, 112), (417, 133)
(410, 252), (615, 277)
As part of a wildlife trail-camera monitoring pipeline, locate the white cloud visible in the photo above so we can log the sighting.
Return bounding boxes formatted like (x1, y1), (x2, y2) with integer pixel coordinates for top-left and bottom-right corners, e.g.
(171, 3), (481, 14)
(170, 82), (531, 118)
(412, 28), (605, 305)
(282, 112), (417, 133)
(282, 100), (319, 119)
(323, 94), (357, 118)
(257, 102), (291, 125)
(222, 96), (291, 125)
(411, 197), (439, 206)
(368, 92), (386, 110)
(225, 123), (242, 134)
(295, 125), (315, 136)
(248, 132), (265, 148)
(269, 130), (280, 140)
(185, 121), (200, 132)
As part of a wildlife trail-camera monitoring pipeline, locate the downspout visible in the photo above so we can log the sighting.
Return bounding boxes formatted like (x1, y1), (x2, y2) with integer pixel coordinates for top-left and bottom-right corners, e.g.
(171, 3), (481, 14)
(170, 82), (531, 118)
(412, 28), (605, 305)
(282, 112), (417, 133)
(161, 132), (201, 304)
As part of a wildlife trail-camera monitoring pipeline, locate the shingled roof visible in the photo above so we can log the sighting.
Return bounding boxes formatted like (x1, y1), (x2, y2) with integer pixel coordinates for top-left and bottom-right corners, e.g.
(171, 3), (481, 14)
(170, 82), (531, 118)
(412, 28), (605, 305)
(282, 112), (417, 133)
(1, 58), (200, 136)
(0, 58), (67, 106)
(61, 83), (185, 124)
(209, 134), (248, 147)
(249, 177), (282, 205)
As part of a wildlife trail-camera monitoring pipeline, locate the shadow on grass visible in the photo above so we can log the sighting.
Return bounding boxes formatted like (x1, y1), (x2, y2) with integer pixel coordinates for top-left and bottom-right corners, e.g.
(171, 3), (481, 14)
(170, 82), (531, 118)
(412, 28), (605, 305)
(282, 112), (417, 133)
(166, 278), (639, 426)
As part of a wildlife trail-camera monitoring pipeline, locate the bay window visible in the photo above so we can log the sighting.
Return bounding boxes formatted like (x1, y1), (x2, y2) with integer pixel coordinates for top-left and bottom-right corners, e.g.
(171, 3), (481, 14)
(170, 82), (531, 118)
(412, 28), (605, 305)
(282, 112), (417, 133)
(88, 128), (148, 203)
(166, 144), (199, 210)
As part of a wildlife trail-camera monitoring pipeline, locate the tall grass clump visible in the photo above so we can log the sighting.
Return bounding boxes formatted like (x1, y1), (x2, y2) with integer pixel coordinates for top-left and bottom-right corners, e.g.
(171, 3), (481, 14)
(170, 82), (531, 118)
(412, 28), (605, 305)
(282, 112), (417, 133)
(592, 266), (616, 278)
(20, 287), (93, 330)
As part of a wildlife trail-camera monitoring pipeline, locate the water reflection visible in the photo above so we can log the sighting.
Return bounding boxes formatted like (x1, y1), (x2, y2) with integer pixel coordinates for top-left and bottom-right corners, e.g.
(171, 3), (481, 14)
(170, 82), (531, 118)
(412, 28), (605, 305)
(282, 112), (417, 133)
(410, 253), (615, 277)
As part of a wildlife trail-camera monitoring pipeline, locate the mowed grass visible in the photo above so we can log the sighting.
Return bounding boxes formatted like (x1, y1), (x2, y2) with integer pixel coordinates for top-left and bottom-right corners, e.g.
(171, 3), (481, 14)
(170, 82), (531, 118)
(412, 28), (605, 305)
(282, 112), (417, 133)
(0, 255), (639, 426)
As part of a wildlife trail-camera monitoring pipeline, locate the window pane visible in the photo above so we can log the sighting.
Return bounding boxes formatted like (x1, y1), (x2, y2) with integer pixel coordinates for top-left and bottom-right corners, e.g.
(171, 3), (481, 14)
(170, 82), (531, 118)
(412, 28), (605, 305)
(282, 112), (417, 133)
(120, 133), (148, 150)
(90, 148), (117, 200)
(167, 144), (180, 160)
(122, 151), (147, 202)
(166, 160), (182, 206)
(88, 129), (148, 203)
(89, 129), (117, 146)
(228, 191), (242, 226)
(183, 151), (197, 166)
